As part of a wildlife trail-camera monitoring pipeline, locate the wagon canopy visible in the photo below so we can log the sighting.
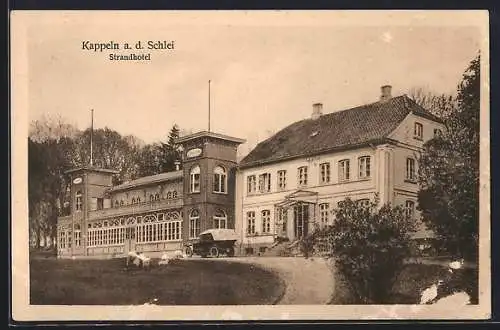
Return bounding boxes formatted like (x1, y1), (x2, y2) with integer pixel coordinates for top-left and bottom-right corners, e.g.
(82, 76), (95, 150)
(198, 229), (239, 241)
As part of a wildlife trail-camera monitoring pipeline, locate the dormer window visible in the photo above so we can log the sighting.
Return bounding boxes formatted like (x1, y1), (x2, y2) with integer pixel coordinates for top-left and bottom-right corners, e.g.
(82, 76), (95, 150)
(414, 122), (423, 140)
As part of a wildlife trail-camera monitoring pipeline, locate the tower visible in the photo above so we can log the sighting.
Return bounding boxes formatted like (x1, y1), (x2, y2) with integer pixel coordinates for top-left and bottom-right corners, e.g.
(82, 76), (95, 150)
(176, 131), (245, 242)
(58, 166), (118, 257)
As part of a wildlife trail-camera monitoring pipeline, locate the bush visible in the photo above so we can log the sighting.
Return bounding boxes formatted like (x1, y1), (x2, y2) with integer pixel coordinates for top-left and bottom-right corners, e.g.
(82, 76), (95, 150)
(318, 197), (416, 304)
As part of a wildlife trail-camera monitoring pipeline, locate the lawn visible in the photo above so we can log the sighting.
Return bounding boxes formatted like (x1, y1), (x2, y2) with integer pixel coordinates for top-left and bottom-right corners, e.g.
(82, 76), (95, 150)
(30, 257), (286, 305)
(329, 262), (478, 305)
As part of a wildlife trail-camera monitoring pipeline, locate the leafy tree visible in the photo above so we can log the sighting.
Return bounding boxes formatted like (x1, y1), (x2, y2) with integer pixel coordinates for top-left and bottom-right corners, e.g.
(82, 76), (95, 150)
(135, 143), (163, 178)
(417, 55), (480, 261)
(315, 197), (416, 304)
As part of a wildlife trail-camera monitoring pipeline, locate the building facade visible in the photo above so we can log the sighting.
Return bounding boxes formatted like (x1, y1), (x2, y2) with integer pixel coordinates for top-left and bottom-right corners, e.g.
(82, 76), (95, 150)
(56, 131), (245, 259)
(235, 86), (445, 254)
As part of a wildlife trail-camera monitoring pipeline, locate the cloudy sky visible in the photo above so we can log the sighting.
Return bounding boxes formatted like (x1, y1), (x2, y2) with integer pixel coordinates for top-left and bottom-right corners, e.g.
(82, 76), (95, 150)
(23, 11), (484, 156)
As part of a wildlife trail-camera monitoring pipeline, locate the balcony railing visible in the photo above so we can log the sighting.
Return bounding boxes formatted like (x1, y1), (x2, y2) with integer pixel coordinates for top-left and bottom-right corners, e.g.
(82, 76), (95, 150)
(89, 198), (183, 220)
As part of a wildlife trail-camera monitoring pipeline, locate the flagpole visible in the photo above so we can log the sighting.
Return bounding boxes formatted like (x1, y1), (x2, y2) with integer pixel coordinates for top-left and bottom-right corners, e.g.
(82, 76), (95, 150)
(208, 80), (211, 132)
(90, 109), (94, 167)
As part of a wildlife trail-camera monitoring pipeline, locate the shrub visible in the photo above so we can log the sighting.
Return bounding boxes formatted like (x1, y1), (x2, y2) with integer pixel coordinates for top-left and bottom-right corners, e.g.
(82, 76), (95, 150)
(318, 197), (416, 304)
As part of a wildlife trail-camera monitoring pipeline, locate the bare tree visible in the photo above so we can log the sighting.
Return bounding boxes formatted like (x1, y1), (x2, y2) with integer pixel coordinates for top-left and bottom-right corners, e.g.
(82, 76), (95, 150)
(408, 86), (457, 121)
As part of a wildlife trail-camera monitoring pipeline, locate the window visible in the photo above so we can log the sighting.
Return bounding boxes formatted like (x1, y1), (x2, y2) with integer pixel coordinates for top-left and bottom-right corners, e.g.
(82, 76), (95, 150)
(213, 209), (227, 229)
(155, 193), (160, 201)
(414, 122), (423, 140)
(97, 198), (104, 210)
(120, 200), (124, 206)
(167, 191), (172, 199)
(298, 166), (308, 186)
(319, 203), (330, 226)
(258, 173), (271, 193)
(189, 209), (200, 239)
(405, 200), (415, 218)
(339, 159), (350, 181)
(59, 231), (66, 249)
(213, 166), (227, 193)
(114, 200), (119, 208)
(406, 158), (416, 181)
(434, 128), (443, 138)
(150, 195), (154, 202)
(247, 175), (257, 194)
(358, 156), (371, 179)
(74, 224), (81, 247)
(247, 211), (256, 235)
(75, 190), (82, 211)
(277, 208), (287, 233)
(320, 163), (330, 184)
(261, 210), (271, 233)
(132, 198), (136, 204)
(133, 213), (182, 244)
(277, 170), (287, 190)
(357, 199), (370, 208)
(137, 197), (141, 204)
(172, 191), (178, 198)
(190, 165), (201, 193)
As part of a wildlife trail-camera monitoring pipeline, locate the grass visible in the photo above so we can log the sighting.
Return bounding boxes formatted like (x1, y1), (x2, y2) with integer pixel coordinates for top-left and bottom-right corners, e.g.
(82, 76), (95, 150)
(30, 257), (286, 305)
(329, 263), (478, 305)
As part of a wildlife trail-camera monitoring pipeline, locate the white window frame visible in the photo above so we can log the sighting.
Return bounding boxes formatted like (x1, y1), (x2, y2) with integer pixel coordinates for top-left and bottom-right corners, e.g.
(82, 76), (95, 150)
(247, 175), (257, 194)
(339, 159), (350, 181)
(319, 203), (330, 226)
(358, 156), (371, 179)
(320, 162), (330, 184)
(213, 209), (227, 229)
(190, 165), (201, 193)
(414, 122), (423, 139)
(75, 190), (82, 211)
(298, 166), (308, 187)
(189, 209), (200, 239)
(406, 158), (416, 181)
(261, 210), (271, 234)
(213, 166), (227, 194)
(405, 200), (415, 218)
(277, 170), (287, 190)
(247, 211), (256, 235)
(258, 173), (271, 193)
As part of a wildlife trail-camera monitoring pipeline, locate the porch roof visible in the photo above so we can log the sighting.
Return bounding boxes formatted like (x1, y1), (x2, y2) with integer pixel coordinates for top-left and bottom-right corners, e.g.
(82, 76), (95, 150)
(274, 189), (318, 208)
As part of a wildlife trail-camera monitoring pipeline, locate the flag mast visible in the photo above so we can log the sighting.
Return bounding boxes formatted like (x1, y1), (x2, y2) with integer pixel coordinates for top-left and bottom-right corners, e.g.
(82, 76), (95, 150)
(208, 80), (211, 132)
(90, 109), (94, 167)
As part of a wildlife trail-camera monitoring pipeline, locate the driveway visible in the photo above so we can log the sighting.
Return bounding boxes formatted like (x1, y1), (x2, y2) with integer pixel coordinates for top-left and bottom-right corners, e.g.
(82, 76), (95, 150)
(208, 256), (335, 305)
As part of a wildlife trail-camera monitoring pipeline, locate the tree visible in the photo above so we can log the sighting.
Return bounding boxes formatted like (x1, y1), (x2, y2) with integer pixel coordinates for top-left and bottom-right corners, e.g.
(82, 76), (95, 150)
(315, 197), (416, 304)
(159, 124), (182, 172)
(408, 86), (456, 120)
(417, 54), (480, 261)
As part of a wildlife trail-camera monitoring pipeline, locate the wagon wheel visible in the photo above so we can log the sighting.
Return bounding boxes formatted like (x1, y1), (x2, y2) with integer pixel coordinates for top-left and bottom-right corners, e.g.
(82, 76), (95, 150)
(227, 247), (235, 257)
(185, 246), (193, 258)
(209, 246), (219, 258)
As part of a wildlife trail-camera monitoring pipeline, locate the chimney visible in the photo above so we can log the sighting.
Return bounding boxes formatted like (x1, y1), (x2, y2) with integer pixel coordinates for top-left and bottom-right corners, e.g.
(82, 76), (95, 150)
(380, 85), (392, 102)
(312, 103), (323, 120)
(174, 160), (181, 171)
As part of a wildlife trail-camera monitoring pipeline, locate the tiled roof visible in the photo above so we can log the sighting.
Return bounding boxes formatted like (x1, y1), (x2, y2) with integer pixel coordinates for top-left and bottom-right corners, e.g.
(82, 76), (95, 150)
(109, 170), (183, 192)
(239, 95), (442, 168)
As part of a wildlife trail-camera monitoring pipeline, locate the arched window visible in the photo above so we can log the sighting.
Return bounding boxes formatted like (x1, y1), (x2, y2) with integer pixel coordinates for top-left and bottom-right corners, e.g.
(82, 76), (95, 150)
(172, 191), (178, 198)
(120, 200), (124, 206)
(213, 166), (227, 193)
(132, 198), (136, 204)
(189, 209), (200, 238)
(150, 194), (154, 202)
(155, 193), (160, 201)
(114, 200), (119, 208)
(190, 165), (201, 193)
(137, 197), (141, 204)
(213, 209), (227, 229)
(75, 190), (82, 211)
(167, 191), (172, 199)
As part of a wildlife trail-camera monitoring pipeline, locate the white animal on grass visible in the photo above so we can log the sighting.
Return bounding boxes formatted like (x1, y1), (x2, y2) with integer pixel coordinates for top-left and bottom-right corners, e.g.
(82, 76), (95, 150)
(173, 250), (184, 259)
(158, 253), (170, 265)
(420, 280), (443, 304)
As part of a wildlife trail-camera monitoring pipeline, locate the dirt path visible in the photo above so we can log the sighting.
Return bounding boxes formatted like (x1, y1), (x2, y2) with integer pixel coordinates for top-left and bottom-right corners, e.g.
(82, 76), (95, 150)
(213, 256), (335, 305)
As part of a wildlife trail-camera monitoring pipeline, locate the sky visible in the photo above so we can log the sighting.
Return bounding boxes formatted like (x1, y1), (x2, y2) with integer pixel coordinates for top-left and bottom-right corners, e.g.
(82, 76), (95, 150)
(24, 11), (484, 156)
